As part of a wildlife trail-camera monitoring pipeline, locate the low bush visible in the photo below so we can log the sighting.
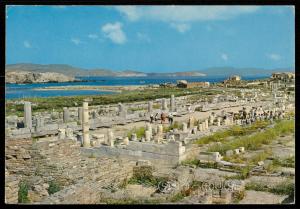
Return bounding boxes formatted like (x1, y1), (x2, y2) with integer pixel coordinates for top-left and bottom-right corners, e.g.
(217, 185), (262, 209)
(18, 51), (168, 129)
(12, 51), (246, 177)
(18, 181), (30, 203)
(127, 127), (146, 139)
(47, 181), (61, 195)
(208, 120), (294, 155)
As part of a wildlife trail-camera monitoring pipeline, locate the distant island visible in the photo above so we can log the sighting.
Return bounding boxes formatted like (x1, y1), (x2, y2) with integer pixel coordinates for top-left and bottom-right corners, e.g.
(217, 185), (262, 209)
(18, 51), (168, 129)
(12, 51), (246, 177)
(5, 63), (294, 84)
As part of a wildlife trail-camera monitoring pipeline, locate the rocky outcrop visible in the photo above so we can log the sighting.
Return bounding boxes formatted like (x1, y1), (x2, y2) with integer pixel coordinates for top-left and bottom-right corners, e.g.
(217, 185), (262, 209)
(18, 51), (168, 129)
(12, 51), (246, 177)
(6, 71), (76, 84)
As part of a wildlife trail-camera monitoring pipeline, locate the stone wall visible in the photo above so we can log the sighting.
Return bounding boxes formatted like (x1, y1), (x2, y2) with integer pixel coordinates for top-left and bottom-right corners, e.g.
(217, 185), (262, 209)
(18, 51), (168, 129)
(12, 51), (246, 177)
(5, 175), (20, 204)
(80, 141), (186, 168)
(5, 138), (135, 204)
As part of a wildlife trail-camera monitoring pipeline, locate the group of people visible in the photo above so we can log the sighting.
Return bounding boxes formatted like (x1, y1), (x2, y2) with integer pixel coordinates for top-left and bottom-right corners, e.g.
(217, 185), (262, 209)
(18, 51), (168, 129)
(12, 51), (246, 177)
(150, 112), (174, 124)
(233, 106), (287, 125)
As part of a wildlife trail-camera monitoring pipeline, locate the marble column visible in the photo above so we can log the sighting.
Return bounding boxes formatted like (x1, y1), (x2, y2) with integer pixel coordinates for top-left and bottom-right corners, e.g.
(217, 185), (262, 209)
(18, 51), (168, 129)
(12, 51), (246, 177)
(182, 122), (188, 132)
(170, 94), (175, 112)
(131, 133), (137, 141)
(217, 118), (221, 126)
(161, 98), (168, 111)
(118, 103), (126, 117)
(82, 102), (90, 148)
(188, 117), (195, 128)
(145, 130), (151, 141)
(24, 102), (32, 129)
(63, 107), (69, 123)
(205, 119), (209, 130)
(157, 124), (163, 135)
(123, 137), (129, 145)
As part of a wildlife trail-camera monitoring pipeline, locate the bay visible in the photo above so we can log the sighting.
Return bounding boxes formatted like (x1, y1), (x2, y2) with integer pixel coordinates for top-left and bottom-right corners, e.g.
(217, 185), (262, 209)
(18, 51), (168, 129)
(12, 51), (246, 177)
(5, 75), (268, 99)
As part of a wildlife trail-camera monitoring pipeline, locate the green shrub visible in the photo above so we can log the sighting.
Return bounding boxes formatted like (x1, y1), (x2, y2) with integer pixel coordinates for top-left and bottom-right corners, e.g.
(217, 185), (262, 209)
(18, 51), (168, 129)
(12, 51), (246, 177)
(249, 149), (272, 165)
(236, 166), (251, 180)
(18, 181), (30, 203)
(208, 120), (294, 155)
(127, 127), (146, 139)
(270, 181), (294, 196)
(246, 180), (294, 202)
(245, 182), (268, 192)
(272, 156), (295, 168)
(195, 120), (270, 146)
(181, 159), (200, 167)
(163, 121), (183, 132)
(47, 181), (61, 195)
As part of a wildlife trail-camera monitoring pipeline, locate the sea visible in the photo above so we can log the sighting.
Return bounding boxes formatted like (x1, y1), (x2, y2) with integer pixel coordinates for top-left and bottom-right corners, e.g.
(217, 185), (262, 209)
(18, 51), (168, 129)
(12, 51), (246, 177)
(5, 75), (268, 100)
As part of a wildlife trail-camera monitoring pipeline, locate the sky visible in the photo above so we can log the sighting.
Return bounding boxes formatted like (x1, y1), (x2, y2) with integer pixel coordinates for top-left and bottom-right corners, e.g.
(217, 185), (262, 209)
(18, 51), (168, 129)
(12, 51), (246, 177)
(6, 5), (295, 73)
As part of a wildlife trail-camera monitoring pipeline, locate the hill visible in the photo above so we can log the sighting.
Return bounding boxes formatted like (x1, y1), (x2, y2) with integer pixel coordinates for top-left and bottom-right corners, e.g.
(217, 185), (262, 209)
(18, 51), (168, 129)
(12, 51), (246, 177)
(5, 63), (294, 77)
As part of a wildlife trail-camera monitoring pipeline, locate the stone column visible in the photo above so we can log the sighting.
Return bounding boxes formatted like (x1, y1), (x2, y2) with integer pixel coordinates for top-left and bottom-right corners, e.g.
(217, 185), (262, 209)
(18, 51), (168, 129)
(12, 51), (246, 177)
(118, 103), (126, 117)
(78, 107), (83, 122)
(63, 107), (69, 123)
(217, 118), (221, 127)
(58, 128), (66, 140)
(209, 115), (214, 125)
(145, 130), (151, 141)
(107, 129), (114, 145)
(123, 137), (129, 145)
(205, 119), (209, 129)
(157, 124), (163, 135)
(170, 94), (175, 112)
(65, 128), (74, 140)
(198, 123), (203, 132)
(188, 117), (195, 128)
(24, 102), (32, 129)
(131, 133), (137, 141)
(148, 101), (153, 113)
(182, 122), (188, 132)
(82, 102), (90, 148)
(201, 122), (206, 131)
(161, 98), (168, 111)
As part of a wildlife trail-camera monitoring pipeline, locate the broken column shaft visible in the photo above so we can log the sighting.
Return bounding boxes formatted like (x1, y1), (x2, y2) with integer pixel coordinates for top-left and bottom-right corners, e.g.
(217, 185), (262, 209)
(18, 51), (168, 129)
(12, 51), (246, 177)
(82, 102), (90, 148)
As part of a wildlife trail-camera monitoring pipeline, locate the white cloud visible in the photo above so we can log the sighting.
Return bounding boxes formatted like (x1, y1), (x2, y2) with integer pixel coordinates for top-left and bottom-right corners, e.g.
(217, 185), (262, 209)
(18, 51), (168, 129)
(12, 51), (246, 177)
(88, 34), (98, 39)
(23, 41), (32, 48)
(101, 22), (127, 44)
(267, 53), (282, 61)
(170, 23), (190, 33)
(115, 6), (140, 21)
(71, 38), (82, 45)
(137, 32), (151, 42)
(221, 53), (228, 61)
(115, 6), (260, 23)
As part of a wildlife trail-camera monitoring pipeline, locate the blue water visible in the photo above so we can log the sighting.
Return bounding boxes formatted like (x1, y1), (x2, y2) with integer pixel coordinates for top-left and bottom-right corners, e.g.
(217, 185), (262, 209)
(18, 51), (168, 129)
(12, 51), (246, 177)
(5, 75), (268, 99)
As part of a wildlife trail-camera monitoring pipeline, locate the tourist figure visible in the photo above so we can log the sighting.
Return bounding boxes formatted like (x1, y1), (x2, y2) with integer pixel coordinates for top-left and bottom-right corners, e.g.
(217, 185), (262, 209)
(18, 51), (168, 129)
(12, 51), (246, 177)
(154, 113), (159, 122)
(168, 113), (174, 125)
(161, 112), (167, 124)
(150, 114), (154, 123)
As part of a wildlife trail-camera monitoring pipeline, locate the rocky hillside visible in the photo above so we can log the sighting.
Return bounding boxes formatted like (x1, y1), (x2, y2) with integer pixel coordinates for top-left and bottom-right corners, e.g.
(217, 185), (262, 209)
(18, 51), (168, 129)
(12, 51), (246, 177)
(5, 64), (147, 77)
(6, 71), (76, 84)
